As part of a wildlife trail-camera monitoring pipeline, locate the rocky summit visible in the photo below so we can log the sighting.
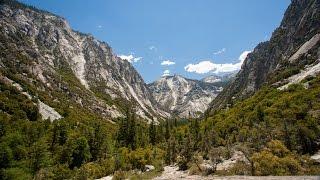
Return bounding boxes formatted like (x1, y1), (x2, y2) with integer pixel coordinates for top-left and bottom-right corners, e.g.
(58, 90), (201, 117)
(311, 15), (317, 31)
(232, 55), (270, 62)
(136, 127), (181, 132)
(148, 74), (228, 118)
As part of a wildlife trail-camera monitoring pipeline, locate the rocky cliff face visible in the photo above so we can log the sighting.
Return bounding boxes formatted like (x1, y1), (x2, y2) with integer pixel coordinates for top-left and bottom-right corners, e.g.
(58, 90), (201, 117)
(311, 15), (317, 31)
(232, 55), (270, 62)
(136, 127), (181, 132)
(202, 73), (236, 84)
(209, 0), (320, 111)
(201, 75), (222, 83)
(148, 75), (225, 118)
(0, 0), (168, 122)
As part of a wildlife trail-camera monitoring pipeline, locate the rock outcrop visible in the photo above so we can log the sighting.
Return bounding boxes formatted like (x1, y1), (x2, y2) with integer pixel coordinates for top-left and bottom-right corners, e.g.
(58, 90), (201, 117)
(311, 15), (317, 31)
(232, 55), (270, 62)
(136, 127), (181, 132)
(209, 0), (320, 112)
(149, 75), (226, 118)
(0, 0), (168, 122)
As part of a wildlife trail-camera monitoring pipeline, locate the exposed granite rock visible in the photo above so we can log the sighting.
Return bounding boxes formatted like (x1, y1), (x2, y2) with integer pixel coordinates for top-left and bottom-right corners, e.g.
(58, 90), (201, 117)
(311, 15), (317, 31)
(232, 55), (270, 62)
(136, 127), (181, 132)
(149, 75), (227, 118)
(38, 100), (62, 121)
(0, 0), (168, 122)
(209, 0), (320, 112)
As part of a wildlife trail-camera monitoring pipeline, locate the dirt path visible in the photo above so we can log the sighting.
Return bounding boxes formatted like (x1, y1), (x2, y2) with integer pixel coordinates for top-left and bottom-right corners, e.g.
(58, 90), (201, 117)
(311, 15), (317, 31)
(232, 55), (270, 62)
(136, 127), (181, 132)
(153, 166), (320, 180)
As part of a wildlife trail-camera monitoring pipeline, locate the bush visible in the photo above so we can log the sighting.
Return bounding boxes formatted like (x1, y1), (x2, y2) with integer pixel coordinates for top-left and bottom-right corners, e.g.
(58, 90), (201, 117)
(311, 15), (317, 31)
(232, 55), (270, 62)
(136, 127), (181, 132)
(78, 162), (104, 179)
(227, 161), (251, 175)
(100, 158), (116, 176)
(0, 143), (13, 168)
(3, 168), (33, 180)
(252, 140), (302, 175)
(188, 164), (202, 175)
(51, 164), (74, 180)
(34, 168), (54, 180)
(113, 170), (126, 180)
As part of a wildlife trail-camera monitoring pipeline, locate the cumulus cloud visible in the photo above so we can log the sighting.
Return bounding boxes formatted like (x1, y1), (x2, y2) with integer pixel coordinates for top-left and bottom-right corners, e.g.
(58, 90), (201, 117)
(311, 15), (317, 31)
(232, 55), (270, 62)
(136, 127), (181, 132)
(118, 54), (142, 63)
(162, 70), (170, 77)
(184, 61), (240, 74)
(213, 48), (226, 55)
(161, 60), (175, 66)
(184, 50), (252, 74)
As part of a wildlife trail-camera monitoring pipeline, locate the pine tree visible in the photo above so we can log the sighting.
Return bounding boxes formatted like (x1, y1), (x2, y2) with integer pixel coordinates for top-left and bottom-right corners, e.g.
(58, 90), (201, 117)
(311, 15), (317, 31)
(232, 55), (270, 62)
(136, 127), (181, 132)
(149, 118), (156, 145)
(128, 111), (136, 149)
(69, 137), (91, 169)
(165, 120), (170, 140)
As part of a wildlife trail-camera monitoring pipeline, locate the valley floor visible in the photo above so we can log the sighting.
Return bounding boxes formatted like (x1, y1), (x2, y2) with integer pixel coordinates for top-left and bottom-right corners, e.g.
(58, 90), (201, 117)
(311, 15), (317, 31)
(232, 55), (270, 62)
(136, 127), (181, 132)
(153, 166), (320, 180)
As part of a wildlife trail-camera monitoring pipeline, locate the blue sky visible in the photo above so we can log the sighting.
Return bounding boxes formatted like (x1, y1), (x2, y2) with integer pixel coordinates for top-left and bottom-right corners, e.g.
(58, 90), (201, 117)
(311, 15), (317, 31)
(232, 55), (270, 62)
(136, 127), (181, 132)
(19, 0), (290, 83)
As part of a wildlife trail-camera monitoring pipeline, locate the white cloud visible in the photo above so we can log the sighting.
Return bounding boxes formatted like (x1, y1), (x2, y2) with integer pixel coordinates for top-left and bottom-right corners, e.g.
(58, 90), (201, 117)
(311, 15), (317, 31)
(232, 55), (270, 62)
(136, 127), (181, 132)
(149, 46), (157, 51)
(133, 57), (142, 62)
(162, 70), (170, 77)
(184, 50), (252, 74)
(118, 54), (142, 63)
(185, 61), (240, 74)
(161, 60), (175, 66)
(238, 50), (251, 62)
(213, 48), (226, 55)
(97, 25), (103, 29)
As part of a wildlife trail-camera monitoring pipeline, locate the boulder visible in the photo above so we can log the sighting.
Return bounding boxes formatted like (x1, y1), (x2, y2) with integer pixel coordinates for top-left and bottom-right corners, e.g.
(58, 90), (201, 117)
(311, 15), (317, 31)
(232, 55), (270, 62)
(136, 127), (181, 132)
(145, 165), (155, 172)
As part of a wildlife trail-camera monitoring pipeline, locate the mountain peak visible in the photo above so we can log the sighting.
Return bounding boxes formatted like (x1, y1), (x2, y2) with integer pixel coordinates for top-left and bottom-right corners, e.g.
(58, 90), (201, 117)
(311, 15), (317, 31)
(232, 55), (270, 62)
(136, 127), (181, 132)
(149, 75), (226, 117)
(0, 0), (169, 122)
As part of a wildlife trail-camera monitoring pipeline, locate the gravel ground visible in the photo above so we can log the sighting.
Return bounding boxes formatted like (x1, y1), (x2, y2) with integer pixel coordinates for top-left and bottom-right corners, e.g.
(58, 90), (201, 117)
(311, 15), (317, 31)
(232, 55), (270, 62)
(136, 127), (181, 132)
(153, 166), (320, 180)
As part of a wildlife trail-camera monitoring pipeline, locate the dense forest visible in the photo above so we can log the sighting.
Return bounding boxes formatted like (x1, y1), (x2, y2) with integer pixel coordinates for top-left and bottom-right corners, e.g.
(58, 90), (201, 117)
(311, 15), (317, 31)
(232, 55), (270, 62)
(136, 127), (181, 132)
(1, 73), (320, 179)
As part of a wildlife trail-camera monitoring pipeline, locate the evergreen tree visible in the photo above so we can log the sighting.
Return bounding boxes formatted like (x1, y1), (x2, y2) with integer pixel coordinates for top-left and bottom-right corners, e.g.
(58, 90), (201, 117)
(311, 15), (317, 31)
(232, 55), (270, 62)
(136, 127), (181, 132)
(149, 118), (156, 145)
(165, 120), (170, 140)
(128, 111), (136, 149)
(70, 137), (91, 169)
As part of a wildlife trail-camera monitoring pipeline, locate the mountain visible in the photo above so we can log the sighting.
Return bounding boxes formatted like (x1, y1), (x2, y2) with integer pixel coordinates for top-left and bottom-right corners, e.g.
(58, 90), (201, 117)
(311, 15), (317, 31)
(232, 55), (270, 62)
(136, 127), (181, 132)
(201, 75), (222, 83)
(0, 0), (168, 122)
(209, 0), (320, 112)
(201, 73), (236, 83)
(148, 75), (226, 118)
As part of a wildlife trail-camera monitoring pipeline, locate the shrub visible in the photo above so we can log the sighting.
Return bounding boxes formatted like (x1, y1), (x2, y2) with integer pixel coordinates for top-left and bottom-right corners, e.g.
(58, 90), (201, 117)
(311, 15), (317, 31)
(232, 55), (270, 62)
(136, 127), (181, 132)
(227, 161), (251, 175)
(188, 163), (202, 175)
(3, 168), (33, 180)
(252, 140), (302, 175)
(78, 162), (104, 179)
(113, 170), (126, 180)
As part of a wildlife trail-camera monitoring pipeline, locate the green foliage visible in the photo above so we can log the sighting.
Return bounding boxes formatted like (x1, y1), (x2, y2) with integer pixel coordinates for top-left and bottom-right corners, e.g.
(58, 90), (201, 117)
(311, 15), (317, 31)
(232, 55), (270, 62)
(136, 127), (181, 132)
(113, 170), (126, 180)
(252, 140), (302, 175)
(0, 82), (39, 121)
(1, 25), (320, 179)
(28, 138), (51, 173)
(70, 136), (91, 169)
(203, 81), (320, 154)
(268, 66), (301, 84)
(0, 143), (13, 169)
(2, 167), (33, 180)
(116, 108), (139, 149)
(149, 119), (157, 145)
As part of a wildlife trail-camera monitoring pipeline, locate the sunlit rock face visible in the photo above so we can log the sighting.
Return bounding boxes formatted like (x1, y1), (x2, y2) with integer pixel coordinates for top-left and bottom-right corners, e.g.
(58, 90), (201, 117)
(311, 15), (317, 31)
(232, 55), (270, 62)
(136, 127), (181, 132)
(209, 0), (320, 112)
(149, 75), (227, 118)
(0, 1), (169, 122)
